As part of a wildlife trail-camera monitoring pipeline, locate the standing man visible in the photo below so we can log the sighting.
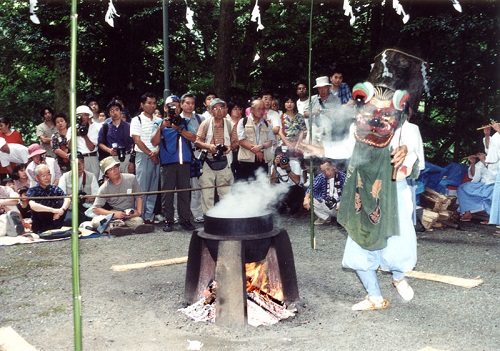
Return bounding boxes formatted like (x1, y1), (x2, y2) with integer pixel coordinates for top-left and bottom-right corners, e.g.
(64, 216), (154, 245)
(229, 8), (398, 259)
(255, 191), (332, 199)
(87, 96), (102, 125)
(260, 90), (281, 137)
(92, 156), (155, 236)
(130, 92), (162, 224)
(152, 95), (196, 232)
(27, 164), (70, 234)
(195, 98), (238, 213)
(296, 82), (309, 115)
(98, 101), (134, 173)
(36, 107), (57, 158)
(201, 91), (217, 120)
(329, 68), (353, 106)
(74, 105), (101, 177)
(179, 93), (205, 223)
(235, 99), (275, 180)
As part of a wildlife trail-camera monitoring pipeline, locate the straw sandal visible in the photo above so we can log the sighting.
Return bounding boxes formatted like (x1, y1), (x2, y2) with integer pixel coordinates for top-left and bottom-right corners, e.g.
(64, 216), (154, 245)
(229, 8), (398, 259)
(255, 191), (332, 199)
(393, 278), (414, 301)
(351, 296), (389, 311)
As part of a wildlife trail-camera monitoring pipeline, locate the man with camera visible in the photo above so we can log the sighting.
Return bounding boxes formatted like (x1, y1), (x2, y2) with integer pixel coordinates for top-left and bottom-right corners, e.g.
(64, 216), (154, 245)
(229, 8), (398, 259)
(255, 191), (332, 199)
(74, 105), (101, 177)
(151, 95), (197, 232)
(91, 156), (155, 236)
(97, 101), (134, 174)
(236, 99), (275, 180)
(270, 146), (305, 215)
(195, 98), (238, 213)
(130, 93), (162, 225)
(58, 152), (99, 225)
(303, 160), (345, 225)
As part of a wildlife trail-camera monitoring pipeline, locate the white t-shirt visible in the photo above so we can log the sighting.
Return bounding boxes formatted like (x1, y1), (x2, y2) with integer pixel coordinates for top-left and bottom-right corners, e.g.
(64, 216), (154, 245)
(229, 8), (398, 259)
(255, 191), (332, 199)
(130, 112), (162, 153)
(0, 138), (28, 167)
(296, 99), (308, 115)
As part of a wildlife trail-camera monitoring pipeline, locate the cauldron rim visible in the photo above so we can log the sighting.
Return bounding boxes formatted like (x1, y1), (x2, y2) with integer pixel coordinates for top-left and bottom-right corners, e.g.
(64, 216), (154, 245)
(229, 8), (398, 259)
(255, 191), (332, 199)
(203, 213), (274, 237)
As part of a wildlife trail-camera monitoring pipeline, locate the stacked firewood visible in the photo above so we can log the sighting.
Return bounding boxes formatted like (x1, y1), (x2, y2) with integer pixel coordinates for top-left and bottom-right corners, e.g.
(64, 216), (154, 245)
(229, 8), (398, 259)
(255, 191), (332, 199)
(419, 188), (460, 230)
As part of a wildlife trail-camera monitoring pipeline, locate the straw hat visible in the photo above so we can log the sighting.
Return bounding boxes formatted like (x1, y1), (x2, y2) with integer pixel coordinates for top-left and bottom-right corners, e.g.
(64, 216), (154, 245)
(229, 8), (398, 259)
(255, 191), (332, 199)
(313, 76), (332, 88)
(100, 156), (120, 174)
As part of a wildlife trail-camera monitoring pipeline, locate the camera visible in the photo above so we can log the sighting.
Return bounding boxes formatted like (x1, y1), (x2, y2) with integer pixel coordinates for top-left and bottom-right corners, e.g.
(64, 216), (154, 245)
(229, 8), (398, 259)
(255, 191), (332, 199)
(198, 150), (208, 163)
(123, 209), (135, 216)
(78, 190), (87, 203)
(213, 144), (228, 160)
(167, 106), (183, 126)
(324, 196), (337, 210)
(277, 146), (290, 166)
(76, 114), (89, 136)
(113, 144), (126, 162)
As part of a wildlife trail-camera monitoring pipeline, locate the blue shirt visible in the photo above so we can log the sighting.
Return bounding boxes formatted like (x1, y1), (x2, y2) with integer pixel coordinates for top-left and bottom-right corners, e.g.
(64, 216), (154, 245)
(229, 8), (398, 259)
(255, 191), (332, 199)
(27, 184), (66, 209)
(331, 82), (353, 105)
(98, 121), (134, 151)
(158, 123), (192, 165)
(307, 171), (346, 202)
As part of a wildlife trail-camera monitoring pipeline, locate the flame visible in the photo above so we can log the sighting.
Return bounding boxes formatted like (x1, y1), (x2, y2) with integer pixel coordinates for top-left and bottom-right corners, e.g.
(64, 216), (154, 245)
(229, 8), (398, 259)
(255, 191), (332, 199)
(245, 260), (283, 302)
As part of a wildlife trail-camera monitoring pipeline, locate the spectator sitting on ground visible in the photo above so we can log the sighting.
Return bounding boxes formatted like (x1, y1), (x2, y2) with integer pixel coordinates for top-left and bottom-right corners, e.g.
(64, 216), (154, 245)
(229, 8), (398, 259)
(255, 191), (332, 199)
(16, 186), (32, 231)
(12, 163), (30, 191)
(303, 160), (345, 225)
(0, 137), (29, 175)
(457, 152), (497, 221)
(91, 156), (155, 236)
(2, 178), (14, 190)
(27, 164), (70, 234)
(270, 147), (305, 215)
(0, 183), (23, 236)
(26, 143), (62, 186)
(58, 152), (99, 225)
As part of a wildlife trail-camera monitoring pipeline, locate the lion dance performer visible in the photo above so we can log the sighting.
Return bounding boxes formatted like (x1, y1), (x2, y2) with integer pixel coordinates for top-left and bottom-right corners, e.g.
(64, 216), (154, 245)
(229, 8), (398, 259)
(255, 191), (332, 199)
(302, 49), (428, 310)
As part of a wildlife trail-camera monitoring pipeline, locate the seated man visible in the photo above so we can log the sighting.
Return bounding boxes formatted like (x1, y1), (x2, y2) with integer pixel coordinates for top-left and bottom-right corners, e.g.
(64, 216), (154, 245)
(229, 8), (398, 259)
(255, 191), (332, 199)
(58, 152), (99, 225)
(457, 152), (497, 221)
(303, 160), (345, 225)
(27, 164), (70, 234)
(270, 147), (304, 214)
(92, 156), (155, 236)
(0, 184), (24, 236)
(0, 137), (29, 174)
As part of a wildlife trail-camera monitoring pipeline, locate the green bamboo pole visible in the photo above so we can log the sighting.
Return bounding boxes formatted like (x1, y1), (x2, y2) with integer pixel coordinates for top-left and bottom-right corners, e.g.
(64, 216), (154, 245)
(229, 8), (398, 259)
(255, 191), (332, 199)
(308, 0), (315, 249)
(69, 0), (83, 349)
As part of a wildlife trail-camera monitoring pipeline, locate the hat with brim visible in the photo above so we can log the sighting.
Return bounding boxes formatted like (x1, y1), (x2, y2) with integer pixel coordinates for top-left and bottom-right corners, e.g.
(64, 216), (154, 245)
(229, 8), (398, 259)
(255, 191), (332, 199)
(210, 98), (226, 109)
(100, 156), (120, 174)
(164, 95), (180, 105)
(313, 76), (332, 88)
(76, 105), (93, 115)
(27, 143), (47, 159)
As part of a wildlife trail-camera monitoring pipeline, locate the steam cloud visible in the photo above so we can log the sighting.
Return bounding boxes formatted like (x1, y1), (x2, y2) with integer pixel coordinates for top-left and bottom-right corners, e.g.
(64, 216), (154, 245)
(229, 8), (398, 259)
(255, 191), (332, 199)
(207, 169), (289, 218)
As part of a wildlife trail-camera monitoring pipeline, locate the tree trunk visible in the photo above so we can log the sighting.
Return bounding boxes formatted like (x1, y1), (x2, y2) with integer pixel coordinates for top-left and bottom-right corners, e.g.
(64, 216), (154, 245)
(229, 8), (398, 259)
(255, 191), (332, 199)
(54, 57), (69, 113)
(214, 0), (235, 100)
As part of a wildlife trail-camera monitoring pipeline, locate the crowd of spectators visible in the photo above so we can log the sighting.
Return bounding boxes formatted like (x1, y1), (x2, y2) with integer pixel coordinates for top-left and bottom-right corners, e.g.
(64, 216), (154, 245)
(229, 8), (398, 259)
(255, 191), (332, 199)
(2, 66), (496, 238)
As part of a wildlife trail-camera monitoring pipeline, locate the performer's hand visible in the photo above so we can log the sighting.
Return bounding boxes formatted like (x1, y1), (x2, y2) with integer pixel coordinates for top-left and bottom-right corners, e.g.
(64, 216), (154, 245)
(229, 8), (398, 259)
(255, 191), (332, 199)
(391, 145), (408, 170)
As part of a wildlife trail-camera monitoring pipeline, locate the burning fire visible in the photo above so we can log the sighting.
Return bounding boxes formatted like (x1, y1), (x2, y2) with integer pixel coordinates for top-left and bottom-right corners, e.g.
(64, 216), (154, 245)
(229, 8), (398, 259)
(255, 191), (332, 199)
(180, 259), (295, 326)
(245, 261), (283, 302)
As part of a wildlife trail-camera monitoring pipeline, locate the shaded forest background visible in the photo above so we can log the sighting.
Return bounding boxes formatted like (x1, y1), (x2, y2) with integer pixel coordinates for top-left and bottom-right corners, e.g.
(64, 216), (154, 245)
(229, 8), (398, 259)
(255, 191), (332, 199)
(0, 0), (498, 165)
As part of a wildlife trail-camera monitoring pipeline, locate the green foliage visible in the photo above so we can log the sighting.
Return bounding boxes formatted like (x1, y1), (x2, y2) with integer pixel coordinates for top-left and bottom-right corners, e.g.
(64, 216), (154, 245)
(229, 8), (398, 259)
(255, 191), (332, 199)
(0, 0), (498, 165)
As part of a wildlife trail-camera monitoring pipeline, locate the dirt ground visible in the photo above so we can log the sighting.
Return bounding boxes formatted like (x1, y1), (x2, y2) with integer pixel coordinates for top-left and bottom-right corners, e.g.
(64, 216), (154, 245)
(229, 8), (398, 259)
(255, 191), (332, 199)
(1, 212), (498, 351)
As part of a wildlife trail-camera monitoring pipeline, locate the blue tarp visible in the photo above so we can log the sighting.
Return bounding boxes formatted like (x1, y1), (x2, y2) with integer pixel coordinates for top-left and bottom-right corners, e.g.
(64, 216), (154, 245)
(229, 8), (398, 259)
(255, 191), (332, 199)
(417, 162), (468, 195)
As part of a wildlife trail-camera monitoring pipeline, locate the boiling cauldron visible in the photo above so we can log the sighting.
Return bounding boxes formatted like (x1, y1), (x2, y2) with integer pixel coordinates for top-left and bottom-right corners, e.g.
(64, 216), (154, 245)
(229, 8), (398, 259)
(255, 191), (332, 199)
(184, 213), (299, 326)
